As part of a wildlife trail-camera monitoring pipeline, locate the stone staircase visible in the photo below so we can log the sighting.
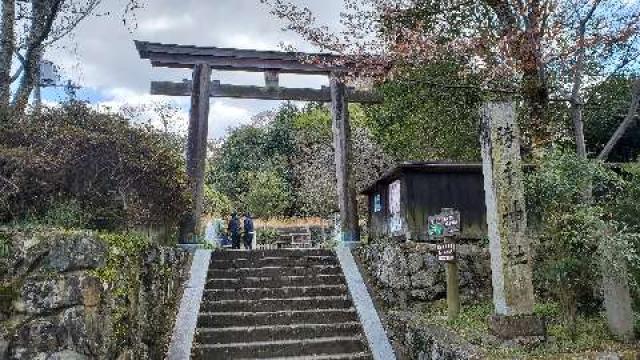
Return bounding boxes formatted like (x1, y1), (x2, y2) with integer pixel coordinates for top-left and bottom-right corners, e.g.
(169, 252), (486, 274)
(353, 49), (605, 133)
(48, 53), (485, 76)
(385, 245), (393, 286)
(191, 249), (372, 359)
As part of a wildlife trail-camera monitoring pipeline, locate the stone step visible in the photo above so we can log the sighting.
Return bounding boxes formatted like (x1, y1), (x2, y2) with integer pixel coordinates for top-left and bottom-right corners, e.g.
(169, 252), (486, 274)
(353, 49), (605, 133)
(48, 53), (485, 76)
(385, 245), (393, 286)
(205, 275), (345, 289)
(209, 256), (339, 269)
(195, 322), (363, 344)
(200, 296), (352, 312)
(203, 285), (348, 301)
(197, 308), (359, 328)
(191, 336), (367, 359)
(208, 265), (342, 278)
(257, 353), (373, 360)
(211, 249), (333, 260)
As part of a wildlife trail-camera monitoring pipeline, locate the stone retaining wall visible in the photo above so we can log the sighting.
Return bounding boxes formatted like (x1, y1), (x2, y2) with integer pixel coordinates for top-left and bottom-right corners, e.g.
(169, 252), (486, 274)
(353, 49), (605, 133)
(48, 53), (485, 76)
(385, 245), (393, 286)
(0, 229), (191, 360)
(385, 312), (485, 360)
(355, 241), (491, 306)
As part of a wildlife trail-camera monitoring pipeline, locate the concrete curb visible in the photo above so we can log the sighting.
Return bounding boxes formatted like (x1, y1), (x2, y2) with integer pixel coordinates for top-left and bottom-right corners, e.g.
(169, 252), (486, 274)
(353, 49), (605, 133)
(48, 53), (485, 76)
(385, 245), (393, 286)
(336, 247), (396, 360)
(166, 249), (211, 360)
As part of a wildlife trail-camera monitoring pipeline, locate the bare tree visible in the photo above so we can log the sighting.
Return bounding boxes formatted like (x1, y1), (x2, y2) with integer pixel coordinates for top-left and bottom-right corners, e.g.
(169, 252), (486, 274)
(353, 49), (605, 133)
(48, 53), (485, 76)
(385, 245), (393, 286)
(563, 0), (640, 159)
(0, 0), (142, 112)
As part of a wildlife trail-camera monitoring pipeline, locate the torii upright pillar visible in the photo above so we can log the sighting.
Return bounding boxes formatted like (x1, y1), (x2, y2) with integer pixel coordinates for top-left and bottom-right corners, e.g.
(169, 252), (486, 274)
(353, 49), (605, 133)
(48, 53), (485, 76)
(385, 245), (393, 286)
(330, 75), (360, 244)
(180, 64), (212, 243)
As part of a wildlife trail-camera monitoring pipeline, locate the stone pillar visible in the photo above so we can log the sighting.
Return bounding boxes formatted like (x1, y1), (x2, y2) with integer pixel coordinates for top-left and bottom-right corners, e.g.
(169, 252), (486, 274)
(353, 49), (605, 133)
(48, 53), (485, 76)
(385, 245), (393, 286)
(480, 101), (544, 338)
(180, 64), (212, 243)
(330, 74), (360, 244)
(601, 243), (635, 342)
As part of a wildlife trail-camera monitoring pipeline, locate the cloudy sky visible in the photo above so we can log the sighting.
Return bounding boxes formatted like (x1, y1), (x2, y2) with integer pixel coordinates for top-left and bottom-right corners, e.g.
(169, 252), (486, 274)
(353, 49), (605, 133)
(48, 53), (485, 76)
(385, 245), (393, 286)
(45, 0), (345, 138)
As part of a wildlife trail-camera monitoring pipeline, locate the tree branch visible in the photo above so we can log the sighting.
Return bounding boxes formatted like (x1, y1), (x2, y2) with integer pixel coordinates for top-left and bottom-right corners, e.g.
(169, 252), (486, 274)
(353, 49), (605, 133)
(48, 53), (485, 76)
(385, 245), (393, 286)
(597, 79), (640, 161)
(44, 0), (102, 46)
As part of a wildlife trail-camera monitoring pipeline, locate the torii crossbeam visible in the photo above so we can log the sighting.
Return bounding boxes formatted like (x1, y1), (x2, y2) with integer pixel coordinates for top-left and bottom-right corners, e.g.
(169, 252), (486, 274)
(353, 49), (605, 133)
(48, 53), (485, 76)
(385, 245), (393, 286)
(135, 40), (381, 244)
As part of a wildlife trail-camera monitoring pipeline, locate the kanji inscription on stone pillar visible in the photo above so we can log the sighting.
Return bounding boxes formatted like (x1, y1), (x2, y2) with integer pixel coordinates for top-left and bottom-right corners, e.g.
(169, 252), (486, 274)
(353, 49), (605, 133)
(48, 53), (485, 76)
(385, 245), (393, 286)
(480, 101), (535, 316)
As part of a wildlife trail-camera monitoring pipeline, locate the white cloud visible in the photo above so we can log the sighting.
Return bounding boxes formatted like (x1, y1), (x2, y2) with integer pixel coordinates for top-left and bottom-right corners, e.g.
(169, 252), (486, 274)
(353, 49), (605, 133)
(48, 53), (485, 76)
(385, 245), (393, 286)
(209, 101), (251, 137)
(222, 34), (272, 51)
(43, 0), (346, 138)
(139, 14), (194, 34)
(90, 88), (272, 138)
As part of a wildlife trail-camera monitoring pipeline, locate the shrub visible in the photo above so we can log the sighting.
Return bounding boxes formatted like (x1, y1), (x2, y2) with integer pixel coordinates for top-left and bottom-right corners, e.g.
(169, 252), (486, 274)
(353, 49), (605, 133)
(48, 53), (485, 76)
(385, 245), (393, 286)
(526, 149), (640, 337)
(0, 103), (189, 231)
(256, 228), (280, 245)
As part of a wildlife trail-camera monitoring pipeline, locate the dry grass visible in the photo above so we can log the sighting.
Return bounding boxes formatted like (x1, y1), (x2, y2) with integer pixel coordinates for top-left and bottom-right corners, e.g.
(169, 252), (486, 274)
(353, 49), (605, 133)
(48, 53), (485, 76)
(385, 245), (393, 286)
(254, 217), (331, 229)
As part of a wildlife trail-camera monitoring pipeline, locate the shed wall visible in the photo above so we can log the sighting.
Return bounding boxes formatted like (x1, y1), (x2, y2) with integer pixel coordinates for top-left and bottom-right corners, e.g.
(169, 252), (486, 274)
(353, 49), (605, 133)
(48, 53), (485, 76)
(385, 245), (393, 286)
(405, 171), (487, 240)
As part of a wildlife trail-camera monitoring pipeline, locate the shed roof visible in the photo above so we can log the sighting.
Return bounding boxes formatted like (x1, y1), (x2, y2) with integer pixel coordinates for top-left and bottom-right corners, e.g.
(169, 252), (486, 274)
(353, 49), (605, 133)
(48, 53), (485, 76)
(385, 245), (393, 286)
(360, 161), (482, 194)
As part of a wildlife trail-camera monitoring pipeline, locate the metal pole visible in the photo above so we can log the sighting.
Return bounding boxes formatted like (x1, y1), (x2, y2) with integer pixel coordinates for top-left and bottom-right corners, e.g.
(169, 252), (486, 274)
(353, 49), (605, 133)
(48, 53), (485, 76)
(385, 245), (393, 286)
(34, 64), (41, 113)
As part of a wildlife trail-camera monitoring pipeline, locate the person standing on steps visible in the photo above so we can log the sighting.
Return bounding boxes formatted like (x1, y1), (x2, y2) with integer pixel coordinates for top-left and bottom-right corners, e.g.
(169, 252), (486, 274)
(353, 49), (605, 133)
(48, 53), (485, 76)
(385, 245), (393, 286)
(243, 212), (255, 250)
(228, 212), (241, 249)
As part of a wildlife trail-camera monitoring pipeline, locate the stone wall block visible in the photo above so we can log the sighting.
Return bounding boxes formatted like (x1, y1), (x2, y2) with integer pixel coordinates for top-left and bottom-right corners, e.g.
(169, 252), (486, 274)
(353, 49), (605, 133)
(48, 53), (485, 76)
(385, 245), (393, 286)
(379, 246), (410, 289)
(11, 316), (63, 358)
(44, 234), (107, 273)
(46, 350), (89, 360)
(407, 252), (424, 273)
(19, 274), (102, 314)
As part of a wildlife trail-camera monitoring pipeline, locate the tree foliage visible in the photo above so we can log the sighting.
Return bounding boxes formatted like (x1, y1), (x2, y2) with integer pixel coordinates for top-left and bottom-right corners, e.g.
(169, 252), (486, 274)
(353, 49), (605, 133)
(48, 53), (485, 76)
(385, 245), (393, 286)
(208, 103), (391, 219)
(363, 61), (482, 161)
(240, 170), (292, 219)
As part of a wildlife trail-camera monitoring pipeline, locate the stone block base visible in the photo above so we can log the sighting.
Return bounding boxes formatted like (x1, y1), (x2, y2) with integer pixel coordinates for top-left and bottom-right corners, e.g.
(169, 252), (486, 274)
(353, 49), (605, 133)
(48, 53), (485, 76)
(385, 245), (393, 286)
(488, 314), (546, 339)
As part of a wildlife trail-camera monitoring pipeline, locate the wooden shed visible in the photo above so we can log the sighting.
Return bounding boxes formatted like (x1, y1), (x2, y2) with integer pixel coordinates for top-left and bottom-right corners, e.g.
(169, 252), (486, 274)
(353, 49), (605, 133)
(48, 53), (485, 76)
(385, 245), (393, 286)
(361, 162), (487, 241)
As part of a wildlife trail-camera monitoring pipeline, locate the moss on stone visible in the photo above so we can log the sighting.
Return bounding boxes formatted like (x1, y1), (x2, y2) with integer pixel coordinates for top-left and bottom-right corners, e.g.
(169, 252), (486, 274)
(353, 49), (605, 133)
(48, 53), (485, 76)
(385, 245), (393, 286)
(0, 284), (17, 314)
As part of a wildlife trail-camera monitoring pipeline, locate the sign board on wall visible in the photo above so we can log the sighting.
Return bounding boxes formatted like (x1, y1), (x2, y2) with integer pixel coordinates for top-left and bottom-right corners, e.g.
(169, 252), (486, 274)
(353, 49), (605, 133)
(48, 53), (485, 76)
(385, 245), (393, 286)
(389, 180), (402, 233)
(373, 193), (382, 213)
(428, 209), (461, 240)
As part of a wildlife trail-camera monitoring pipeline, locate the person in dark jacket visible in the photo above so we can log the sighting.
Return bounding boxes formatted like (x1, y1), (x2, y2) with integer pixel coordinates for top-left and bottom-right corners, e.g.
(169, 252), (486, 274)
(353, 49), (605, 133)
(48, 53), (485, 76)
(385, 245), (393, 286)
(242, 213), (254, 250)
(228, 212), (241, 249)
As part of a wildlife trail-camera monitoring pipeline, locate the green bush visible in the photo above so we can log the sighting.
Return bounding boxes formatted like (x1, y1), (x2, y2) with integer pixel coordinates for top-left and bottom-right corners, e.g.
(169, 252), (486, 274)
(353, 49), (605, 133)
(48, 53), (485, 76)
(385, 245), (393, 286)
(0, 103), (189, 231)
(256, 228), (280, 245)
(526, 150), (640, 336)
(203, 185), (232, 216)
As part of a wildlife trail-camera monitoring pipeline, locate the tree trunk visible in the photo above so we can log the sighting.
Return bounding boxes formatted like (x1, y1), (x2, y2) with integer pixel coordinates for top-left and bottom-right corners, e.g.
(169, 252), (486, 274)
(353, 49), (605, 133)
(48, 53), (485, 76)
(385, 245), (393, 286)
(597, 79), (640, 161)
(522, 69), (550, 155)
(571, 104), (587, 159)
(0, 0), (16, 107)
(12, 47), (43, 112)
(570, 42), (587, 160)
(12, 0), (62, 113)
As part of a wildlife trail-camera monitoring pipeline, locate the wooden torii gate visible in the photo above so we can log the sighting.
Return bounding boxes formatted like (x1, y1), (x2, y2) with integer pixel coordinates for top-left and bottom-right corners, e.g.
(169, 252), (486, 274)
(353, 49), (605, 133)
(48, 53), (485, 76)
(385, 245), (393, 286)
(134, 41), (381, 244)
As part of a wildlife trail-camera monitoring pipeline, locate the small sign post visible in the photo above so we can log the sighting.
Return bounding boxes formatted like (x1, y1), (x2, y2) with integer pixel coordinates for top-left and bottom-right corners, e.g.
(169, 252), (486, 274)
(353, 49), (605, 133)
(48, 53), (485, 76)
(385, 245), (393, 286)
(428, 208), (461, 320)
